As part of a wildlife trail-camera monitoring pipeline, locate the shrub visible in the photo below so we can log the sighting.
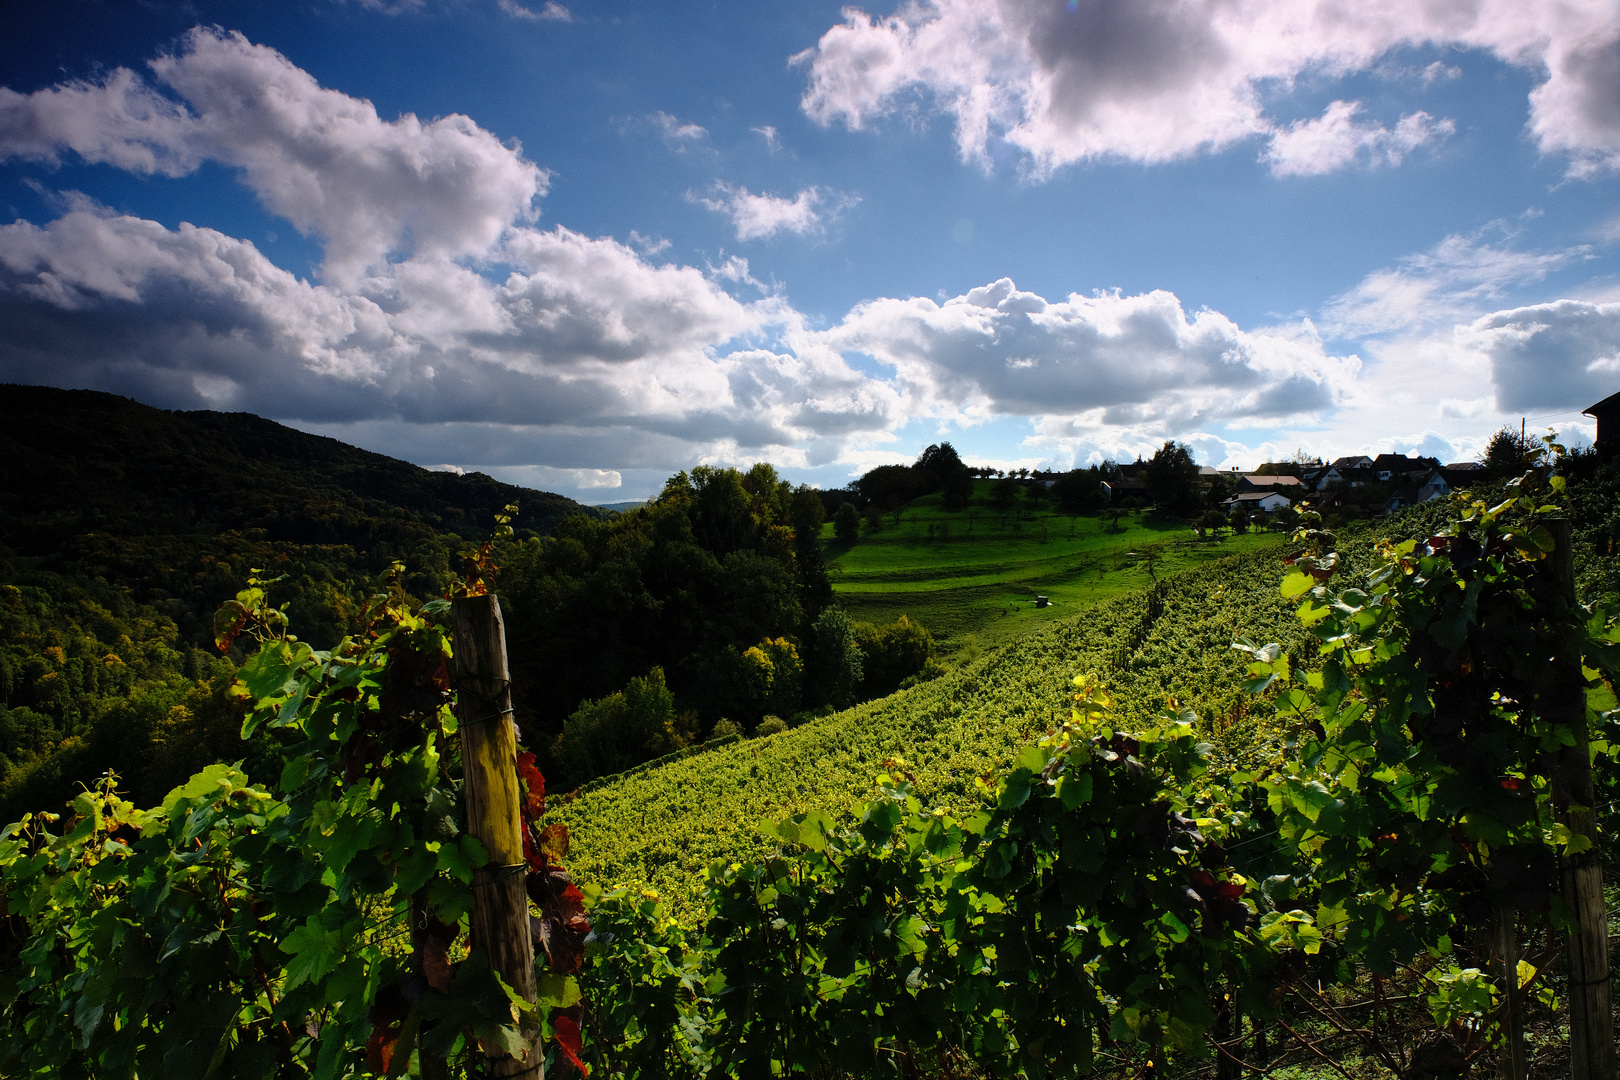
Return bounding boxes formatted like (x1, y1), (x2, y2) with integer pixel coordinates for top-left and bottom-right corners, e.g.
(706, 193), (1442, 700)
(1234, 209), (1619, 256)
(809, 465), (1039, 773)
(853, 615), (936, 698)
(560, 666), (685, 783)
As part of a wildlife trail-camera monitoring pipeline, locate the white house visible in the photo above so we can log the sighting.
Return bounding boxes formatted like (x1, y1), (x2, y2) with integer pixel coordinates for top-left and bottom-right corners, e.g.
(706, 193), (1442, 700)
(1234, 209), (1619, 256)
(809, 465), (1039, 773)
(1222, 491), (1292, 514)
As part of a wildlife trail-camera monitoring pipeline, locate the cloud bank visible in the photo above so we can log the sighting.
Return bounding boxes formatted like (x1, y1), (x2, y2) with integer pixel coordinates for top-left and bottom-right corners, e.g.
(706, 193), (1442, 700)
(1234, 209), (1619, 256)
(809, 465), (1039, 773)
(794, 0), (1620, 178)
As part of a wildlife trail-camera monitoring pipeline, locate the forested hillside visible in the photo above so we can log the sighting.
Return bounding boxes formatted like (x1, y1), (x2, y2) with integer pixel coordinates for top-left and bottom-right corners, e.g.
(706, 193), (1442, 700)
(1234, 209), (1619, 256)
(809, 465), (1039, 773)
(0, 385), (595, 647)
(0, 385), (602, 817)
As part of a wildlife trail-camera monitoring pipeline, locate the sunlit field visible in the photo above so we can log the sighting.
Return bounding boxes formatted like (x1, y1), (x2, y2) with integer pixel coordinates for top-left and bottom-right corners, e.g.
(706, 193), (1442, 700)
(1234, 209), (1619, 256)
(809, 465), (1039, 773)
(823, 483), (1285, 651)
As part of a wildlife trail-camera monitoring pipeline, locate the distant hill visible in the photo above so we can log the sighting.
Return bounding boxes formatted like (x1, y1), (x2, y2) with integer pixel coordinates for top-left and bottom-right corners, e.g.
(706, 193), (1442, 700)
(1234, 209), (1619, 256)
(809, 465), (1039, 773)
(0, 384), (600, 648)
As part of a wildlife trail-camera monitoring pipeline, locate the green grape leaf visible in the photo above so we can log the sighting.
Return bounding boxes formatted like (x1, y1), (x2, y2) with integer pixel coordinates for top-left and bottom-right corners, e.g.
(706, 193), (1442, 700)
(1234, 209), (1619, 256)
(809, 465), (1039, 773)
(1280, 572), (1314, 599)
(280, 916), (345, 991)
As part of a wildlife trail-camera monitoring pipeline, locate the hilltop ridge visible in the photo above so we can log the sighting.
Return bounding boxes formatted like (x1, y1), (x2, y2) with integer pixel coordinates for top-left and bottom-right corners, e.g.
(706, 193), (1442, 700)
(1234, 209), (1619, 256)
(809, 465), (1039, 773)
(0, 384), (602, 647)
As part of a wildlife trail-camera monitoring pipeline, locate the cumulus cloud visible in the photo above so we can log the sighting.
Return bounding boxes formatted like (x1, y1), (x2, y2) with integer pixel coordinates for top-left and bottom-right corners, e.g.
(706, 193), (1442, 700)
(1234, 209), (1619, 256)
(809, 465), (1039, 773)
(1461, 300), (1620, 413)
(9, 26), (1586, 494)
(819, 277), (1356, 430)
(794, 0), (1620, 177)
(1275, 233), (1612, 466)
(689, 182), (855, 241)
(627, 229), (671, 255)
(0, 27), (549, 286)
(1262, 102), (1453, 177)
(0, 35), (913, 479)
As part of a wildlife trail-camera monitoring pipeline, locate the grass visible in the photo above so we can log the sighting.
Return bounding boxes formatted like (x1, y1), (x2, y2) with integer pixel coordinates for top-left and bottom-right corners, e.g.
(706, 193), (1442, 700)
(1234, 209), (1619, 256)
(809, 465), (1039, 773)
(825, 484), (1285, 650)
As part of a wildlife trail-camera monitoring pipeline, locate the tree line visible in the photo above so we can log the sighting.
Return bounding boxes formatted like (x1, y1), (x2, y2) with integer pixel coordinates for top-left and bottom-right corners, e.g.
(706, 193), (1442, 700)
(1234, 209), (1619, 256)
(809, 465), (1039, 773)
(496, 463), (938, 787)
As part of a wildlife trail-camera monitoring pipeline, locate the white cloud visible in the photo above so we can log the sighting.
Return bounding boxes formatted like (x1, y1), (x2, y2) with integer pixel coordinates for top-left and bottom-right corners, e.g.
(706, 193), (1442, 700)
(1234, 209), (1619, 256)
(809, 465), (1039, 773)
(819, 277), (1357, 430)
(794, 0), (1620, 178)
(1322, 230), (1588, 338)
(752, 125), (782, 151)
(627, 229), (671, 255)
(3, 28), (1610, 497)
(1460, 299), (1620, 413)
(0, 36), (906, 471)
(1422, 61), (1462, 85)
(1262, 101), (1453, 177)
(688, 182), (856, 241)
(650, 111), (708, 149)
(499, 0), (573, 21)
(0, 27), (549, 286)
(707, 254), (766, 290)
(0, 200), (909, 452)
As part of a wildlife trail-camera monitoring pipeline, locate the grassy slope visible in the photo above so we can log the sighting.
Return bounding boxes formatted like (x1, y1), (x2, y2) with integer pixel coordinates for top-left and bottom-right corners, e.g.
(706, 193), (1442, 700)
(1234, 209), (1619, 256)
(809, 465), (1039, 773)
(825, 487), (1284, 650)
(552, 540), (1309, 918)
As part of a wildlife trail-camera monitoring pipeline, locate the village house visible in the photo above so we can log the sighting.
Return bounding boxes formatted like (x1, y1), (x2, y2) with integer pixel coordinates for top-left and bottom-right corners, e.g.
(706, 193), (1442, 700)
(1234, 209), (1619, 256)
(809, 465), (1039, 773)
(1587, 390), (1620, 463)
(1303, 465), (1344, 490)
(1236, 474), (1305, 494)
(1441, 461), (1485, 488)
(1379, 468), (1450, 514)
(1370, 453), (1441, 482)
(1222, 490), (1292, 515)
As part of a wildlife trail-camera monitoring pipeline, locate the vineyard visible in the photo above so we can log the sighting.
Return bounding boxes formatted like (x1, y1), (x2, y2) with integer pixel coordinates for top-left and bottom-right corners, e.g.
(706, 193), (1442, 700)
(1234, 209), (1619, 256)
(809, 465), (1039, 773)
(555, 471), (1619, 1080)
(550, 513), (1412, 918)
(2, 457), (1617, 1079)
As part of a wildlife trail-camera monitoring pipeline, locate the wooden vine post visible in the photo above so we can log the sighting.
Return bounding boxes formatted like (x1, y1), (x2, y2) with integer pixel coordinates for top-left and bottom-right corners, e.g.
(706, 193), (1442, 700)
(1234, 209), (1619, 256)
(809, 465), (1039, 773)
(1549, 520), (1613, 1080)
(453, 594), (542, 1080)
(1484, 915), (1525, 1080)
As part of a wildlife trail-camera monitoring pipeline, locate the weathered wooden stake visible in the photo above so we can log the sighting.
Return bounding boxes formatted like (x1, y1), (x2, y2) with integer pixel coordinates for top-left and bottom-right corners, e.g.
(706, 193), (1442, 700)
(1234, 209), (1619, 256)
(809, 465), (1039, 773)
(1548, 520), (1613, 1080)
(453, 594), (541, 1080)
(1483, 914), (1526, 1080)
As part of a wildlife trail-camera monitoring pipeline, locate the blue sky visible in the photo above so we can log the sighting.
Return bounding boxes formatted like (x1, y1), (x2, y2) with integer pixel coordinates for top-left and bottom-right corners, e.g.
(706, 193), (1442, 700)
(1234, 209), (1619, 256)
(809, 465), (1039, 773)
(3, 0), (1620, 501)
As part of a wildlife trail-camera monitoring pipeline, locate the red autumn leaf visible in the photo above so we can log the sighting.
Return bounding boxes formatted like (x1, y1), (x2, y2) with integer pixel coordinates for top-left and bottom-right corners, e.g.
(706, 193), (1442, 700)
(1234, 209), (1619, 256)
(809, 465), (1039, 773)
(536, 915), (585, 974)
(366, 1023), (400, 1075)
(516, 751), (547, 821)
(213, 600), (249, 652)
(553, 1010), (589, 1076)
(539, 823), (569, 862)
(554, 882), (588, 923)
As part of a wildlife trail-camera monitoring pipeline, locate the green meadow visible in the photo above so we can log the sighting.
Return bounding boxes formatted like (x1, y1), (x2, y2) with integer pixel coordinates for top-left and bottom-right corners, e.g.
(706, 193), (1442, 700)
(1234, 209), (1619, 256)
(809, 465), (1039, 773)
(824, 481), (1284, 650)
